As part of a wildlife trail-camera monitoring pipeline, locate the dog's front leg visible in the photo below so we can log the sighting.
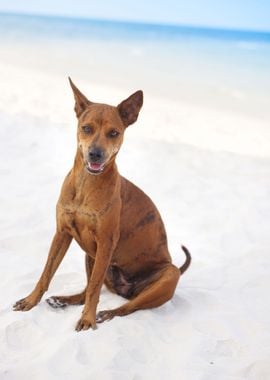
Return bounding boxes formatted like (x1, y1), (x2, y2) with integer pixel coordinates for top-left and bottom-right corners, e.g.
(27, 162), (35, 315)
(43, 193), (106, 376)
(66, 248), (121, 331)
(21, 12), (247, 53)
(75, 238), (116, 331)
(13, 231), (72, 311)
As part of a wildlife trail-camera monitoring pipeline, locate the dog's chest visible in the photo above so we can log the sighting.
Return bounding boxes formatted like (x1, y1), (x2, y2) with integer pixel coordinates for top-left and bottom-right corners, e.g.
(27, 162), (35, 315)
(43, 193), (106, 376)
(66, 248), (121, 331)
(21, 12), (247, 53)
(57, 183), (120, 255)
(60, 200), (96, 229)
(57, 196), (98, 249)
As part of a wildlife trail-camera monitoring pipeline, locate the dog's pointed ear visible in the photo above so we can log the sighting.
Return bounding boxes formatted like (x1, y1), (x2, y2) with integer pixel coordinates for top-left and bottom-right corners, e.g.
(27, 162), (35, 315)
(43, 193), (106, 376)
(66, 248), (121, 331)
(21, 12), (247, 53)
(117, 90), (143, 127)
(68, 77), (93, 118)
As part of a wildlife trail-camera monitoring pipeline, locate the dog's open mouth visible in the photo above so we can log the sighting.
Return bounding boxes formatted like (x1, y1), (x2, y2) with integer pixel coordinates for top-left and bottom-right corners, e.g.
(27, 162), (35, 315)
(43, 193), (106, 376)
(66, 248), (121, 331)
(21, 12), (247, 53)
(86, 162), (105, 175)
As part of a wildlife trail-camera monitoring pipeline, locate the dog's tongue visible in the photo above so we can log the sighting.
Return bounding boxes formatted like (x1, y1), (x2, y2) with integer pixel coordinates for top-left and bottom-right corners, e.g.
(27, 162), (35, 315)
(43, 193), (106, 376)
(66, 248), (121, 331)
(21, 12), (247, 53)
(89, 162), (102, 171)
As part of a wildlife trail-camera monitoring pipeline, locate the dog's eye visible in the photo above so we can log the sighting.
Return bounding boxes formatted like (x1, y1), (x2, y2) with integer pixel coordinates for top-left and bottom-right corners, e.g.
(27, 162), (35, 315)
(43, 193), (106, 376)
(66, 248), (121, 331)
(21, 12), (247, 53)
(82, 125), (93, 134)
(108, 130), (119, 138)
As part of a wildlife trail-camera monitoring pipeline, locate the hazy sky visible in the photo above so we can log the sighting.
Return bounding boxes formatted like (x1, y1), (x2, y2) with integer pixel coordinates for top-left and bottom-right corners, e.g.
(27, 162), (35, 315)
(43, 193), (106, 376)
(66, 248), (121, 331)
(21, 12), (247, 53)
(0, 0), (269, 32)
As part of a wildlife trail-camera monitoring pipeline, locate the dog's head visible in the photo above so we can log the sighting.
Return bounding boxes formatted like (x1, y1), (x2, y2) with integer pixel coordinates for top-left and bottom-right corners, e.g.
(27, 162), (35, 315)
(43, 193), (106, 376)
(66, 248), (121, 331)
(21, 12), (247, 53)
(69, 78), (143, 175)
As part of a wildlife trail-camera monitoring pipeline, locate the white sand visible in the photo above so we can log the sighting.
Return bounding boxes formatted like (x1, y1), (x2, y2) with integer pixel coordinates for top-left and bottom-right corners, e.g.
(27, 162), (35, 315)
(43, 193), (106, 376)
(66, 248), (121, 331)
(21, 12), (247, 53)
(0, 62), (270, 380)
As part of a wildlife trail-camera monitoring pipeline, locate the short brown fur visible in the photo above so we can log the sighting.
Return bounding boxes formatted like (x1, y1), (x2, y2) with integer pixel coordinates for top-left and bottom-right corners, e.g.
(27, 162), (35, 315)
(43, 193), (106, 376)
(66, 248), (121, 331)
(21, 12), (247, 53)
(13, 79), (191, 331)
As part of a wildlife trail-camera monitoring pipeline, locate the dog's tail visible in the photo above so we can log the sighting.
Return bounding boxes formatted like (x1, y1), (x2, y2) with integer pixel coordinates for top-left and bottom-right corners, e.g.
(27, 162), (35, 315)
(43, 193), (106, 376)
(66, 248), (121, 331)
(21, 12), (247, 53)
(179, 245), (192, 274)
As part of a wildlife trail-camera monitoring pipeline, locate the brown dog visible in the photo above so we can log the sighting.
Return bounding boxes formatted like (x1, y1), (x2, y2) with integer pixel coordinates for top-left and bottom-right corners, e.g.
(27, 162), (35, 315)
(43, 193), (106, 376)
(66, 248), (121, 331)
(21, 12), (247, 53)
(13, 79), (191, 331)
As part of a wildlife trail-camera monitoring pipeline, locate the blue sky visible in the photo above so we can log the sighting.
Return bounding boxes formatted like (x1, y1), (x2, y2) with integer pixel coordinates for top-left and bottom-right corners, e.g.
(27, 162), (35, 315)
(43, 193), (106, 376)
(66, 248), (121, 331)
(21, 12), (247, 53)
(0, 0), (269, 32)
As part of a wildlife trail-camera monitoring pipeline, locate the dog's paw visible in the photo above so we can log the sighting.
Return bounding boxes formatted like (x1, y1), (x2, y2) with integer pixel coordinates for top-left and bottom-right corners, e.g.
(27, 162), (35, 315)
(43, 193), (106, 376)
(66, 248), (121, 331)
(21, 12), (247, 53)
(96, 309), (117, 323)
(46, 297), (68, 309)
(13, 297), (36, 312)
(75, 316), (97, 332)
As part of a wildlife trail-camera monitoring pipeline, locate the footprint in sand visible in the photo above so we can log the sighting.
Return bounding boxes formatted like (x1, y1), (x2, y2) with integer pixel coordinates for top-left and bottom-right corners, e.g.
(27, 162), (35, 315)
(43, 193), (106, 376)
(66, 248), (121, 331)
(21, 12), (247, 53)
(242, 359), (270, 380)
(214, 339), (243, 358)
(5, 320), (43, 350)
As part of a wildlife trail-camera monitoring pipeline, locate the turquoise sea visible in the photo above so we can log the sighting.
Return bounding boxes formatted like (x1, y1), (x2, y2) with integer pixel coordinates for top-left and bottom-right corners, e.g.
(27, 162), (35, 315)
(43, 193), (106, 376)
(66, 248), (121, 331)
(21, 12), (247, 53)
(0, 12), (270, 118)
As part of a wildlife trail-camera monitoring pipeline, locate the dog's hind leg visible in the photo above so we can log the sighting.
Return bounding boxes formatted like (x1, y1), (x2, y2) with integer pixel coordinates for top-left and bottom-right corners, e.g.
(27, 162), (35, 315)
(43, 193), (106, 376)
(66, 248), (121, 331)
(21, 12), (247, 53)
(46, 254), (94, 308)
(96, 264), (180, 323)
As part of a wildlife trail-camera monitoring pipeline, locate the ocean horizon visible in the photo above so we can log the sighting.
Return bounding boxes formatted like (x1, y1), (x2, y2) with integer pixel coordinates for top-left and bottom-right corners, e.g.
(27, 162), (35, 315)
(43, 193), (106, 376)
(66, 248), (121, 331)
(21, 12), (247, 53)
(0, 11), (270, 119)
(1, 11), (270, 41)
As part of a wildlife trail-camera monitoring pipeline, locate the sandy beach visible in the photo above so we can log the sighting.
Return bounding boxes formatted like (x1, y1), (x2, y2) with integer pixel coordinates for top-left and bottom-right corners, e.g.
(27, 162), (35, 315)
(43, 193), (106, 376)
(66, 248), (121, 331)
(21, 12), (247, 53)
(0, 13), (270, 380)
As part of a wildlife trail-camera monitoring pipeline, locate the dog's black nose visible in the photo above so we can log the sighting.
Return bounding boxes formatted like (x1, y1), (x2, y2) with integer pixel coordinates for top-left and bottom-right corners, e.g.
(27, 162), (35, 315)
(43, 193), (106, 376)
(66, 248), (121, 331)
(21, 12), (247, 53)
(88, 147), (105, 163)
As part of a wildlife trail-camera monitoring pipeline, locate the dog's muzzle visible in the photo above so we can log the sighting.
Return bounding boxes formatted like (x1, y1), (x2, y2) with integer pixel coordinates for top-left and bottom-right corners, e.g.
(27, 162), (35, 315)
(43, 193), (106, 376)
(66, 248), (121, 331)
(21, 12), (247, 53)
(86, 147), (105, 175)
